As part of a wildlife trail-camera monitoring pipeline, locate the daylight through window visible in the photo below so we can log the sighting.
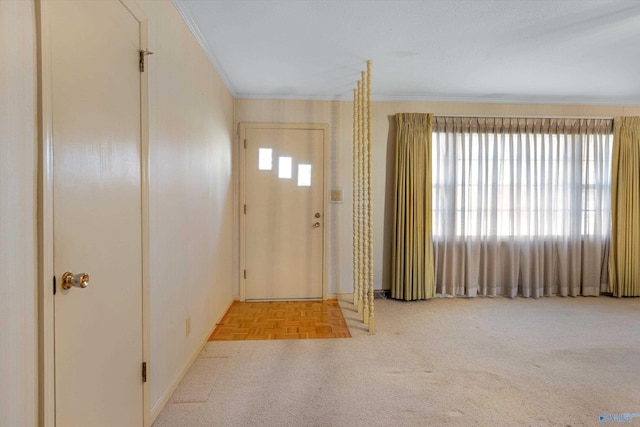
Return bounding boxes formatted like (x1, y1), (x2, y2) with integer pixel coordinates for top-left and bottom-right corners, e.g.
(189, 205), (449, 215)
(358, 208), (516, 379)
(431, 119), (613, 239)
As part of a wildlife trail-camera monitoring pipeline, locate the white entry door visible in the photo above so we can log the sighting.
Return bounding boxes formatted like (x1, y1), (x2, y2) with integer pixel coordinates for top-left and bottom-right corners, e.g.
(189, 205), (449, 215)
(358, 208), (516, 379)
(49, 1), (144, 426)
(243, 125), (326, 300)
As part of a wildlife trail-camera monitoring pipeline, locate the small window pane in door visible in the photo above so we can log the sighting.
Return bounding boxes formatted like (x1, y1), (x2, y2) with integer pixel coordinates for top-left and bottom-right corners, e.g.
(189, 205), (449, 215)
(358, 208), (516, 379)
(298, 164), (311, 187)
(278, 156), (292, 179)
(258, 148), (272, 170)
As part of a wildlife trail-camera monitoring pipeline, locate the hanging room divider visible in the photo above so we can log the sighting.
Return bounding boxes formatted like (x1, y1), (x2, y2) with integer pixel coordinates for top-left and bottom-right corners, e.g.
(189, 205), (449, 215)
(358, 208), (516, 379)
(352, 61), (375, 333)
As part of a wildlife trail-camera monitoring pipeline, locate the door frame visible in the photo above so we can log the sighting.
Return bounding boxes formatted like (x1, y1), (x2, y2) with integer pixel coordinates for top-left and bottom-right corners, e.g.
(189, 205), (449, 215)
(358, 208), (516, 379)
(37, 0), (151, 425)
(238, 123), (329, 302)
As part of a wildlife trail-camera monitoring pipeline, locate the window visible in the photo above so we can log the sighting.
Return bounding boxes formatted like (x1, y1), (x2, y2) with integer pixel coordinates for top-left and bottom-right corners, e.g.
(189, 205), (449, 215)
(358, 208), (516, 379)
(258, 148), (273, 170)
(432, 119), (612, 239)
(278, 156), (292, 179)
(297, 164), (311, 187)
(430, 117), (612, 297)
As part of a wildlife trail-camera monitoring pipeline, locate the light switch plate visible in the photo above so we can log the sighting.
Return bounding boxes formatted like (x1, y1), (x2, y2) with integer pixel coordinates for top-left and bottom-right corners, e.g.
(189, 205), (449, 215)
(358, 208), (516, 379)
(330, 188), (343, 203)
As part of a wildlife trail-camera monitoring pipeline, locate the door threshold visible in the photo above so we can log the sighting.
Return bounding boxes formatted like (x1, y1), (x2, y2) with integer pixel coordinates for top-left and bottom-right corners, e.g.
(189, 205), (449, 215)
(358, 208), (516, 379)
(245, 298), (324, 302)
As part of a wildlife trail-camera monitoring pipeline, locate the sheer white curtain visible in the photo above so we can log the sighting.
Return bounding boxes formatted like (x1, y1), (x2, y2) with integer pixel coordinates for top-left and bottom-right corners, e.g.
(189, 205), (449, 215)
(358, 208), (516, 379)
(432, 117), (612, 297)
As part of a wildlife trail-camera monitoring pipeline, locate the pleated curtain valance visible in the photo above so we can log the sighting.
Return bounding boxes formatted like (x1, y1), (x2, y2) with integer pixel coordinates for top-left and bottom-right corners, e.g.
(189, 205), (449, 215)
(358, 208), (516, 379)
(391, 113), (435, 301)
(433, 116), (613, 135)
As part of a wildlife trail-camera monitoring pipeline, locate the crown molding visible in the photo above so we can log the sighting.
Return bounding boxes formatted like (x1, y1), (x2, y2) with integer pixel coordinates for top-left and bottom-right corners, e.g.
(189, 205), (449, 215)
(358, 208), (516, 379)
(371, 94), (640, 106)
(234, 93), (351, 101)
(235, 92), (640, 106)
(171, 0), (237, 97)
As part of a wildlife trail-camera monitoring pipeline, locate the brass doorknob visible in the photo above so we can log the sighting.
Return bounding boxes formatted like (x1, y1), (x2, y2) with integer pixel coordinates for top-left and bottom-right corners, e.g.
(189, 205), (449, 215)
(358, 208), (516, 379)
(314, 222), (321, 228)
(62, 272), (90, 290)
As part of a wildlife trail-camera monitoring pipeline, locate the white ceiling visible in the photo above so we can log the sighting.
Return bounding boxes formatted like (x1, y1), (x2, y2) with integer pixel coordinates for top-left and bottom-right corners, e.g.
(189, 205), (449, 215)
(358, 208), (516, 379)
(174, 0), (640, 104)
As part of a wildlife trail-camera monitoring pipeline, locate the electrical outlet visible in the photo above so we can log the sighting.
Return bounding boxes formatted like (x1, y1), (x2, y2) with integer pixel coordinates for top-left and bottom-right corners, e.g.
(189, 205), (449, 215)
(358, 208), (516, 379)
(186, 317), (191, 336)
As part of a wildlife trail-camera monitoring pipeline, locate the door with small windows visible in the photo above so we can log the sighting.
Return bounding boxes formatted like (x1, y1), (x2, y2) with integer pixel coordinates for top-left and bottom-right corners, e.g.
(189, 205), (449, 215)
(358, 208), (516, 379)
(241, 124), (326, 300)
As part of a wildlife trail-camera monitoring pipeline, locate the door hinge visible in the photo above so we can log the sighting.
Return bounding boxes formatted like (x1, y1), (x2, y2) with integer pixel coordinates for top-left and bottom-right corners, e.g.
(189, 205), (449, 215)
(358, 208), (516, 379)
(244, 139), (247, 149)
(142, 362), (147, 383)
(244, 270), (247, 279)
(138, 49), (154, 72)
(53, 275), (56, 295)
(244, 204), (247, 214)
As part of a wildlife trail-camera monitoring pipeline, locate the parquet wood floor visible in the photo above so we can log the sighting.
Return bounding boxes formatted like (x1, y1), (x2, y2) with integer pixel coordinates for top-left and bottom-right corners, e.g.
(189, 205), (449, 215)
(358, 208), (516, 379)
(208, 300), (351, 341)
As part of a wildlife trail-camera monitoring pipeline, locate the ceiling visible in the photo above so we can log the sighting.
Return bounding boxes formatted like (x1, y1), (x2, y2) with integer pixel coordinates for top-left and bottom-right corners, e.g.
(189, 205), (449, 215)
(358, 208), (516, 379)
(174, 0), (640, 104)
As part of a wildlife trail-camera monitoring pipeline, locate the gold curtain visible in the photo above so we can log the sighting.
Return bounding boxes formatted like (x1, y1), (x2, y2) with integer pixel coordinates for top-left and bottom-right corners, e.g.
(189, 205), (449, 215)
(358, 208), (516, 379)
(391, 113), (434, 300)
(610, 117), (640, 297)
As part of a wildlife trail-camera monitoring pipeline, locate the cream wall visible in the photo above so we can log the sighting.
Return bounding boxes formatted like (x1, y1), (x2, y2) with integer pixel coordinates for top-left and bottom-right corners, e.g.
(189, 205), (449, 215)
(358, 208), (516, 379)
(236, 99), (640, 294)
(0, 0), (236, 423)
(141, 0), (235, 415)
(0, 1), (38, 426)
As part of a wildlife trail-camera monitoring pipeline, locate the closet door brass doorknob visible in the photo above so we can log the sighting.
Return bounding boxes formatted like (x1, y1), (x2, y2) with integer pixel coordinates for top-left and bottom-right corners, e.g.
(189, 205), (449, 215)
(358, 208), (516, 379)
(61, 272), (90, 290)
(313, 222), (321, 228)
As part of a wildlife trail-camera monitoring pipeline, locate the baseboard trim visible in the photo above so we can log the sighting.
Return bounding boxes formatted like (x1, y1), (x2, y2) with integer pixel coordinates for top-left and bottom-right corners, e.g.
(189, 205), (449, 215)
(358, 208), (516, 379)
(327, 293), (352, 300)
(149, 297), (235, 423)
(328, 291), (390, 300)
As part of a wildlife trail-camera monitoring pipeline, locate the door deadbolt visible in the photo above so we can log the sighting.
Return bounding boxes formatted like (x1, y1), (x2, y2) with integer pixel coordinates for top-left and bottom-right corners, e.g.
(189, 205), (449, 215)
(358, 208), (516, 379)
(62, 272), (90, 290)
(314, 212), (321, 218)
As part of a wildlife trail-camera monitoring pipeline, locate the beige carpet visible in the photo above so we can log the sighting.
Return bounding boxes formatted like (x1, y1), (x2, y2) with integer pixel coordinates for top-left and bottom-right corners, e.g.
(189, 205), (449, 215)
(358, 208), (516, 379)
(153, 296), (640, 426)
